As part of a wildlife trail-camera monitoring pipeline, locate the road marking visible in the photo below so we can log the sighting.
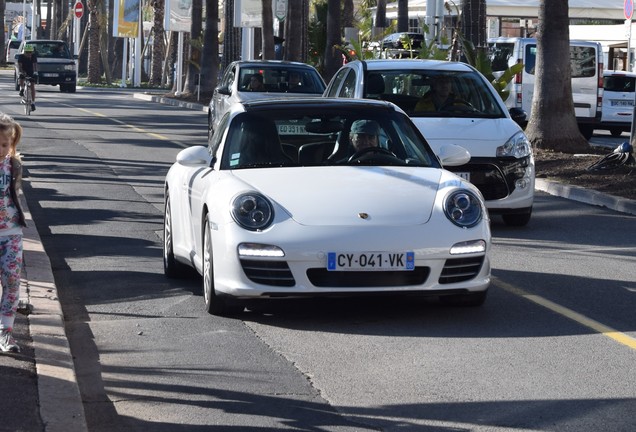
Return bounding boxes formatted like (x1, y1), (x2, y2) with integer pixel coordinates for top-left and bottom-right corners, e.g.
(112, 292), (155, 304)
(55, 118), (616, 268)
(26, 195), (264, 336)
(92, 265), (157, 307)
(76, 107), (170, 141)
(494, 277), (636, 351)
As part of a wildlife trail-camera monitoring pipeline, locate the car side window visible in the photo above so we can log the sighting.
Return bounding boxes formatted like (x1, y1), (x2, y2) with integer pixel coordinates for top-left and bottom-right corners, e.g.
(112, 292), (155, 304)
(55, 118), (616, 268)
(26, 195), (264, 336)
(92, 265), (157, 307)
(326, 68), (349, 97)
(209, 113), (231, 162)
(338, 70), (357, 98)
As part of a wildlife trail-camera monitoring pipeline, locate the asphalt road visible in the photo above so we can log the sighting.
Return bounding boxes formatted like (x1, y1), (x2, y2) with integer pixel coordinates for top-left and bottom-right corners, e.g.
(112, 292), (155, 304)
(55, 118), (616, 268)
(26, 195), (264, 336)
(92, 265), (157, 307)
(1, 71), (635, 431)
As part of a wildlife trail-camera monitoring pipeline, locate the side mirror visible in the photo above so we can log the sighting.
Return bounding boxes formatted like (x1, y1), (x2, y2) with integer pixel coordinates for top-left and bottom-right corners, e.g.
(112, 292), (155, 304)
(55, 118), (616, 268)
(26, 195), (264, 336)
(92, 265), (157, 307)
(216, 85), (231, 96)
(438, 144), (471, 167)
(176, 145), (211, 167)
(509, 107), (527, 128)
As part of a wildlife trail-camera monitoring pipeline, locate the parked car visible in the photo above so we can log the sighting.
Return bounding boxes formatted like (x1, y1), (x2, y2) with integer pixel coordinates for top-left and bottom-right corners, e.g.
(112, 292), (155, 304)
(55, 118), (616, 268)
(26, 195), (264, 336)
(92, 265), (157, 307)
(379, 32), (424, 58)
(164, 98), (491, 315)
(208, 60), (326, 138)
(14, 39), (77, 93)
(598, 70), (636, 137)
(324, 59), (534, 226)
(5, 40), (20, 64)
(488, 37), (604, 139)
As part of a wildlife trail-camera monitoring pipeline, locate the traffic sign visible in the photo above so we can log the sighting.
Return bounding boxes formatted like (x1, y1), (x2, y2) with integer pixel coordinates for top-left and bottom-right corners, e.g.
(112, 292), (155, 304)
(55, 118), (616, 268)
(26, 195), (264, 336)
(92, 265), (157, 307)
(625, 0), (633, 20)
(74, 1), (84, 19)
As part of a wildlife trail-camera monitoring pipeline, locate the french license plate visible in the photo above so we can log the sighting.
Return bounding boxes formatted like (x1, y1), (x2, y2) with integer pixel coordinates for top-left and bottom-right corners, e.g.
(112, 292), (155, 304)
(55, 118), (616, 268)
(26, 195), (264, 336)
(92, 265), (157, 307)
(456, 172), (471, 181)
(327, 252), (415, 271)
(278, 124), (307, 135)
(611, 100), (633, 107)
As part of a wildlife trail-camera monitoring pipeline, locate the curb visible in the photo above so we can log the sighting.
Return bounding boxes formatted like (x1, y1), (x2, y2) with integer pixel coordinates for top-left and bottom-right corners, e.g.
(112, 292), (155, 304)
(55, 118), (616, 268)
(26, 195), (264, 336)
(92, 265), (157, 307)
(133, 92), (209, 113)
(21, 193), (88, 432)
(535, 178), (636, 216)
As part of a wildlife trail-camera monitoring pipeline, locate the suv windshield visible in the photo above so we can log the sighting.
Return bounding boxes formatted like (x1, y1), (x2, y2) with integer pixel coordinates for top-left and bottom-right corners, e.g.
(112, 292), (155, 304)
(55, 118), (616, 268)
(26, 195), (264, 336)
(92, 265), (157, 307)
(364, 70), (505, 118)
(28, 41), (71, 58)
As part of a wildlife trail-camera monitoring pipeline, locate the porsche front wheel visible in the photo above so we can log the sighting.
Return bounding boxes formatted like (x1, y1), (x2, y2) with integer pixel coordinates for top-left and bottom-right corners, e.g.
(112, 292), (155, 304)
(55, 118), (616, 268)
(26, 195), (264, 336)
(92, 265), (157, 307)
(203, 216), (243, 316)
(163, 192), (190, 278)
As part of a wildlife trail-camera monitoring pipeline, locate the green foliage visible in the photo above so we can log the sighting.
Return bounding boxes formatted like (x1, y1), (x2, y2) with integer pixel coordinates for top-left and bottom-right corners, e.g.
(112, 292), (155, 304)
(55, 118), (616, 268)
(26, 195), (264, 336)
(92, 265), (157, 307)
(308, 1), (328, 72)
(454, 27), (523, 102)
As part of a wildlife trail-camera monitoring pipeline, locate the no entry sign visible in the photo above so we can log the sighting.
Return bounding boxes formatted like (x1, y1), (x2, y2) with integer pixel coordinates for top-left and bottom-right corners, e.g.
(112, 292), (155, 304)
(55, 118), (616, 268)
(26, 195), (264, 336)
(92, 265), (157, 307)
(74, 1), (84, 19)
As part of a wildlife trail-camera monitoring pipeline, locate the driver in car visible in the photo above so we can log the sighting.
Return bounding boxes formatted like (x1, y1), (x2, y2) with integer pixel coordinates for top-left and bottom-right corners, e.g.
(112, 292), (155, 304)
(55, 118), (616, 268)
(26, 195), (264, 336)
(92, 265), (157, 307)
(415, 75), (463, 112)
(349, 119), (380, 152)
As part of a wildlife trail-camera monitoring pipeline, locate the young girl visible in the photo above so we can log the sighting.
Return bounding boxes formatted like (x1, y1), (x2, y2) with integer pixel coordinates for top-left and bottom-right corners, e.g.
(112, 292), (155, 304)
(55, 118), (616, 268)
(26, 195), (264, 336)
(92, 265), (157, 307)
(0, 113), (27, 353)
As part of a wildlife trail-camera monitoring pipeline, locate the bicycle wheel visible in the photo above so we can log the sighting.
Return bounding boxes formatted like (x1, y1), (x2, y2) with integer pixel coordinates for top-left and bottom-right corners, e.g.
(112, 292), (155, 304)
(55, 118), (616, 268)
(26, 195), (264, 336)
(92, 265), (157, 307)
(24, 83), (31, 116)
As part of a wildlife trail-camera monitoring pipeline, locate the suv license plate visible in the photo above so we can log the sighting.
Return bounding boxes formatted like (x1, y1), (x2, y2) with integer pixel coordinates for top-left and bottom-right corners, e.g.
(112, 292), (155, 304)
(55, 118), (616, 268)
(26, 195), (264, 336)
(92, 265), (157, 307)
(327, 252), (414, 271)
(42, 73), (59, 77)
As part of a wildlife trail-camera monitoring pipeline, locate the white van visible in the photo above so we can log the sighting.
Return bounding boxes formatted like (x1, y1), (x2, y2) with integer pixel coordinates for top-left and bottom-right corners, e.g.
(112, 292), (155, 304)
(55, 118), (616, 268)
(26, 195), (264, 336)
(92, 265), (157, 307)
(488, 37), (603, 139)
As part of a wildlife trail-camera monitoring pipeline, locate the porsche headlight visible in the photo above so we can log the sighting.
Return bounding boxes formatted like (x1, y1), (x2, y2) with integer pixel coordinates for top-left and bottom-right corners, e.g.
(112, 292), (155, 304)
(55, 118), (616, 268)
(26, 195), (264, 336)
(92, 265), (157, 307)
(444, 190), (483, 228)
(496, 131), (531, 158)
(231, 193), (274, 231)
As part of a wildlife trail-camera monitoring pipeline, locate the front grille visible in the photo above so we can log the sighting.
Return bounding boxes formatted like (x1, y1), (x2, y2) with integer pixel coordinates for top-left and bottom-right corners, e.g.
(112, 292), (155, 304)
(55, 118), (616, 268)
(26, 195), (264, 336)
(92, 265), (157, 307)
(439, 257), (484, 284)
(449, 156), (531, 201)
(307, 267), (430, 287)
(240, 259), (295, 287)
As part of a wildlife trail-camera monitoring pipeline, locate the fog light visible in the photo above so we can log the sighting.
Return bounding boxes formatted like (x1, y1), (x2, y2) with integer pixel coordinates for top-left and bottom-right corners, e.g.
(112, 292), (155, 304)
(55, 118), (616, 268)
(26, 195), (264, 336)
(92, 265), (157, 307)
(515, 178), (529, 189)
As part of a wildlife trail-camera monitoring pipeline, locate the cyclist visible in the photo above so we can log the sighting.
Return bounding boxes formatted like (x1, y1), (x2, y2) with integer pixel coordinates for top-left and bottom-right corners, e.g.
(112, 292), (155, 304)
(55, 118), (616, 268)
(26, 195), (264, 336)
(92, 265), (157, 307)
(16, 44), (38, 112)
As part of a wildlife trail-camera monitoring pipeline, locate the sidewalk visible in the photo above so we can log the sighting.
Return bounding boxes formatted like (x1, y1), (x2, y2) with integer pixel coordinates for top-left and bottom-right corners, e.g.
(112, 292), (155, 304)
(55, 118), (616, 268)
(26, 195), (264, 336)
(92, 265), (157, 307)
(3, 93), (634, 432)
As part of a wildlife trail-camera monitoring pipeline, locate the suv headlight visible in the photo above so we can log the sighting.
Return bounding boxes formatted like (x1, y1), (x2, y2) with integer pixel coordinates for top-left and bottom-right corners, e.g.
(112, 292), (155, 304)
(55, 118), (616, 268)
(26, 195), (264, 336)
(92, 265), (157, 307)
(497, 131), (531, 158)
(64, 64), (76, 71)
(444, 190), (483, 228)
(231, 193), (274, 231)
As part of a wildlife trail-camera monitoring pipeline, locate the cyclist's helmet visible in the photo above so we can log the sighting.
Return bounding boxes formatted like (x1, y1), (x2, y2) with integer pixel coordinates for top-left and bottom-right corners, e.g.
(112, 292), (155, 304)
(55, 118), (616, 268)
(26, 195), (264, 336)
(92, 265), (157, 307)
(24, 44), (35, 53)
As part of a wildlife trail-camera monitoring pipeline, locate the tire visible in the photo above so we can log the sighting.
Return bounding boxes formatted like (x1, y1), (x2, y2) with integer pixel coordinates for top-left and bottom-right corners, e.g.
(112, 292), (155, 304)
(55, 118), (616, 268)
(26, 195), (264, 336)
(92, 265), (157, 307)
(203, 216), (243, 316)
(163, 192), (190, 278)
(610, 128), (623, 137)
(439, 290), (488, 307)
(502, 210), (532, 227)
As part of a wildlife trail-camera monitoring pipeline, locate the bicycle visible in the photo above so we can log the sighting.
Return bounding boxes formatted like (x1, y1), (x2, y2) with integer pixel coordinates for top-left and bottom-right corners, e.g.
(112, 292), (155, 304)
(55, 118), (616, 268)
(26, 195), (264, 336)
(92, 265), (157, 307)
(20, 75), (37, 116)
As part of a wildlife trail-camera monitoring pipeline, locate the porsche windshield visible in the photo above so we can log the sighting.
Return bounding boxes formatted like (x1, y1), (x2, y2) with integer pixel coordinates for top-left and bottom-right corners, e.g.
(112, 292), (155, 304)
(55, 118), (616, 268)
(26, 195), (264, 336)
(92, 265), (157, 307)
(219, 107), (440, 169)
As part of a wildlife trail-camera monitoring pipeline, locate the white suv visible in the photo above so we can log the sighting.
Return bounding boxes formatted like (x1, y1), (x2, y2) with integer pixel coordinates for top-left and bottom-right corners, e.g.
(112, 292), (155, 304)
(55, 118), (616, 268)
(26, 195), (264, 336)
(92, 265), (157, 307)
(324, 59), (534, 226)
(598, 70), (636, 137)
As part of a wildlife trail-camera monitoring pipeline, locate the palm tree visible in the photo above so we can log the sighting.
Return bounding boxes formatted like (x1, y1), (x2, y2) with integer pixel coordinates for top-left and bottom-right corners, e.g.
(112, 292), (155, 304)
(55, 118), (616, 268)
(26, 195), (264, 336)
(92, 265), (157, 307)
(149, 0), (166, 86)
(261, 0), (275, 59)
(524, 0), (589, 152)
(323, 0), (341, 81)
(461, 0), (486, 52)
(86, 0), (101, 82)
(199, 0), (219, 92)
(397, 0), (408, 32)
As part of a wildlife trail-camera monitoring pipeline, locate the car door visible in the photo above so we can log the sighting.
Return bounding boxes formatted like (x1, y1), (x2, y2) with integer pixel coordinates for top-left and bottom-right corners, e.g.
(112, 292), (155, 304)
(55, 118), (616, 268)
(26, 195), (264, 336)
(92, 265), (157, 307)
(212, 64), (236, 130)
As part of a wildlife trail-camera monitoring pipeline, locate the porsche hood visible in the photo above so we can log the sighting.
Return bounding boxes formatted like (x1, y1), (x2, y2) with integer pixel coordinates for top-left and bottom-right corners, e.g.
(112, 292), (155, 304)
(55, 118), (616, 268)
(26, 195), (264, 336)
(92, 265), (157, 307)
(232, 166), (465, 226)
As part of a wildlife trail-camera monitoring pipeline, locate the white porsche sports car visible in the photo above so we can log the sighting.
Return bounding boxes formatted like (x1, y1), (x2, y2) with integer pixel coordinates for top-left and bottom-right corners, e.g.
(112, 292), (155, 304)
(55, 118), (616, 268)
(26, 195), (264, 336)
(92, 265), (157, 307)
(164, 98), (491, 315)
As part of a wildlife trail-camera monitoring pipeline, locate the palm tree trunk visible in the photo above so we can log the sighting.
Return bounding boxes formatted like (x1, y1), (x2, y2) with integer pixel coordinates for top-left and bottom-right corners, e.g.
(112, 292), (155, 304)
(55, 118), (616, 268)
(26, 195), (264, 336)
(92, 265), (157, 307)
(525, 0), (590, 153)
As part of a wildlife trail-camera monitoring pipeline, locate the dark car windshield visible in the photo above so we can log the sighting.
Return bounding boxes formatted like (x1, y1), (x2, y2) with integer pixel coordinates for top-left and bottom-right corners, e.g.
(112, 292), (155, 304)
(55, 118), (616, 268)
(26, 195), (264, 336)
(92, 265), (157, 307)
(363, 70), (506, 119)
(219, 107), (439, 170)
(238, 67), (325, 94)
(28, 42), (71, 58)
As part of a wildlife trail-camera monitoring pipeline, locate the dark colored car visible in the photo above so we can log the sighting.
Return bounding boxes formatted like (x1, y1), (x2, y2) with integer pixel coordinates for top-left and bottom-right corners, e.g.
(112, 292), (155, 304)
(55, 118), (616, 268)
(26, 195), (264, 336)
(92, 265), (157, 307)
(14, 40), (77, 93)
(208, 60), (326, 138)
(380, 32), (424, 58)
